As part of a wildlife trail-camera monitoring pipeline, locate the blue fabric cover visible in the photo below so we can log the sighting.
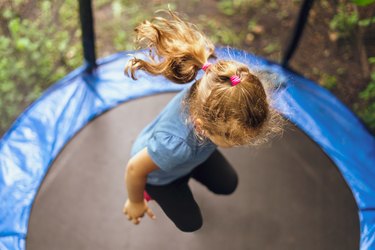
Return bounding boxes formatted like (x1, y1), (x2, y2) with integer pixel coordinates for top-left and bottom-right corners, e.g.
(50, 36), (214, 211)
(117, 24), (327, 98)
(0, 48), (374, 249)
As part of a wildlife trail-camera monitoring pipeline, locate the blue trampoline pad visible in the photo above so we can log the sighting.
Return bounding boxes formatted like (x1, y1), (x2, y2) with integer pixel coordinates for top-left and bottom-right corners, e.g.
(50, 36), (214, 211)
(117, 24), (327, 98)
(0, 48), (374, 249)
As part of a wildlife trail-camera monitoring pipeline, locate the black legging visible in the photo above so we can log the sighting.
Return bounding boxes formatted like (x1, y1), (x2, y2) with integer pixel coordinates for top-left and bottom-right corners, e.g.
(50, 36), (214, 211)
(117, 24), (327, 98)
(145, 149), (238, 232)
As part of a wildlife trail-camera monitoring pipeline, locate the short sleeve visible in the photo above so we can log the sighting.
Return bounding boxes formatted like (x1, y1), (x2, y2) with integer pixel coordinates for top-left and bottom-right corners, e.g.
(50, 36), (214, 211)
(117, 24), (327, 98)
(147, 131), (193, 172)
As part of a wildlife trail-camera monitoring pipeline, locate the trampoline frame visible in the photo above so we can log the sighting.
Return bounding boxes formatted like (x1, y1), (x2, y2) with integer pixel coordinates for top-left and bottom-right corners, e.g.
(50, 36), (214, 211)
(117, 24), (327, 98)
(1, 1), (375, 249)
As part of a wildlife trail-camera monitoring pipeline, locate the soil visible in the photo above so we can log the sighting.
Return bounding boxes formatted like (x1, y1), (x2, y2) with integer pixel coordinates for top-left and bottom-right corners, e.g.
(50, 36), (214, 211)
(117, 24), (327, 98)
(290, 2), (373, 110)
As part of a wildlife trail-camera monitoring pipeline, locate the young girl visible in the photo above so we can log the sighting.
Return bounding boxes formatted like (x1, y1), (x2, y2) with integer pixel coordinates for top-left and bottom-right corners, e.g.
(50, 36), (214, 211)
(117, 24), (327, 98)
(123, 10), (283, 232)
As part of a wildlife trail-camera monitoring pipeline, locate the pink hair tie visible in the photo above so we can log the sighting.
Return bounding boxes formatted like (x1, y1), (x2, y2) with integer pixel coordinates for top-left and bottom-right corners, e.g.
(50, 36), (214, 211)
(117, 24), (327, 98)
(202, 62), (211, 72)
(230, 75), (241, 86)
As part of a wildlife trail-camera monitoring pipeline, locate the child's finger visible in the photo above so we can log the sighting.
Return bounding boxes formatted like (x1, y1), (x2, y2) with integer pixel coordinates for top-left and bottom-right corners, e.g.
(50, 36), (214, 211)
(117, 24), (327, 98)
(133, 217), (141, 225)
(146, 208), (156, 220)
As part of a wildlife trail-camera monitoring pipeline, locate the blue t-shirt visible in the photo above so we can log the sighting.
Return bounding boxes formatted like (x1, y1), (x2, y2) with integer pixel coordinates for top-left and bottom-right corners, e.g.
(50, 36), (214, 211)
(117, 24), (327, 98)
(130, 86), (217, 185)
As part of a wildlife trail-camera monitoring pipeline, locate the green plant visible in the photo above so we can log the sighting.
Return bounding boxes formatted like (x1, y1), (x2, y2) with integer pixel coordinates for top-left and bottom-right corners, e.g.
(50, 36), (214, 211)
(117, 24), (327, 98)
(355, 100), (375, 131)
(99, 0), (176, 53)
(263, 42), (280, 54)
(197, 16), (243, 46)
(359, 73), (375, 101)
(355, 58), (375, 131)
(217, 0), (260, 16)
(0, 0), (82, 135)
(330, 1), (375, 40)
(351, 0), (375, 6)
(329, 3), (359, 39)
(358, 16), (375, 27)
(218, 0), (237, 16)
(320, 73), (338, 90)
(217, 0), (245, 16)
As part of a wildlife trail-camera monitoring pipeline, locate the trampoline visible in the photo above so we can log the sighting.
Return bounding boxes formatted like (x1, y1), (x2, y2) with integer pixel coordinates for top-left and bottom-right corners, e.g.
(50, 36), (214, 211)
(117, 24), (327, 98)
(1, 1), (375, 250)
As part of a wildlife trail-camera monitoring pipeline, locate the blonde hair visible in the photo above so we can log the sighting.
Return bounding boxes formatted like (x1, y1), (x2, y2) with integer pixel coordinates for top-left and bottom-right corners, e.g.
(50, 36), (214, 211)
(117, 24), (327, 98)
(125, 10), (284, 147)
(125, 10), (215, 83)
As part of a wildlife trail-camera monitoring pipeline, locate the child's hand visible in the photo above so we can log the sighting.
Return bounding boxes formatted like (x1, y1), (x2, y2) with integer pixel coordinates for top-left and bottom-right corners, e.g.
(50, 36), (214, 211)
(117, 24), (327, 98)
(123, 199), (156, 225)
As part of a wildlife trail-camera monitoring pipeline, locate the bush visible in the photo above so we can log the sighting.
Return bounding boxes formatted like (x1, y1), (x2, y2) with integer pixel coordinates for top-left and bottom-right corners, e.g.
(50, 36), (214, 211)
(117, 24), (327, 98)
(356, 60), (375, 131)
(0, 0), (82, 136)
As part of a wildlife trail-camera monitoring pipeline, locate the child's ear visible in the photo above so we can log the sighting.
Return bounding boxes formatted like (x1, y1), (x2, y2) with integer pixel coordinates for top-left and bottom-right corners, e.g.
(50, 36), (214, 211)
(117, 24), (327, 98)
(194, 118), (202, 128)
(195, 118), (202, 124)
(194, 118), (204, 133)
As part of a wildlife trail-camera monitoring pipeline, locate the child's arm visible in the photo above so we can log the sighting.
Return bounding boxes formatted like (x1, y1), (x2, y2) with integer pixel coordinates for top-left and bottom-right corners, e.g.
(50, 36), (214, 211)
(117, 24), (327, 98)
(123, 147), (159, 225)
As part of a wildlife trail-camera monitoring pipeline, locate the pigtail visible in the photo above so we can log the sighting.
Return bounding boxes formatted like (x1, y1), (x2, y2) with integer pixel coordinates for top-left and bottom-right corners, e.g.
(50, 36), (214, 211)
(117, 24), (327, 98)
(125, 10), (215, 84)
(188, 59), (285, 147)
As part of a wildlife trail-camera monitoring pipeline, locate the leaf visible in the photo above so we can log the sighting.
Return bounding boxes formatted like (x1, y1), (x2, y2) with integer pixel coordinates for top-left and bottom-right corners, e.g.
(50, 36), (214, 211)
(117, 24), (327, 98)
(359, 80), (375, 101)
(218, 0), (236, 16)
(2, 9), (14, 19)
(351, 0), (375, 6)
(16, 38), (30, 51)
(358, 16), (375, 26)
(8, 18), (21, 36)
(112, 1), (123, 18)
